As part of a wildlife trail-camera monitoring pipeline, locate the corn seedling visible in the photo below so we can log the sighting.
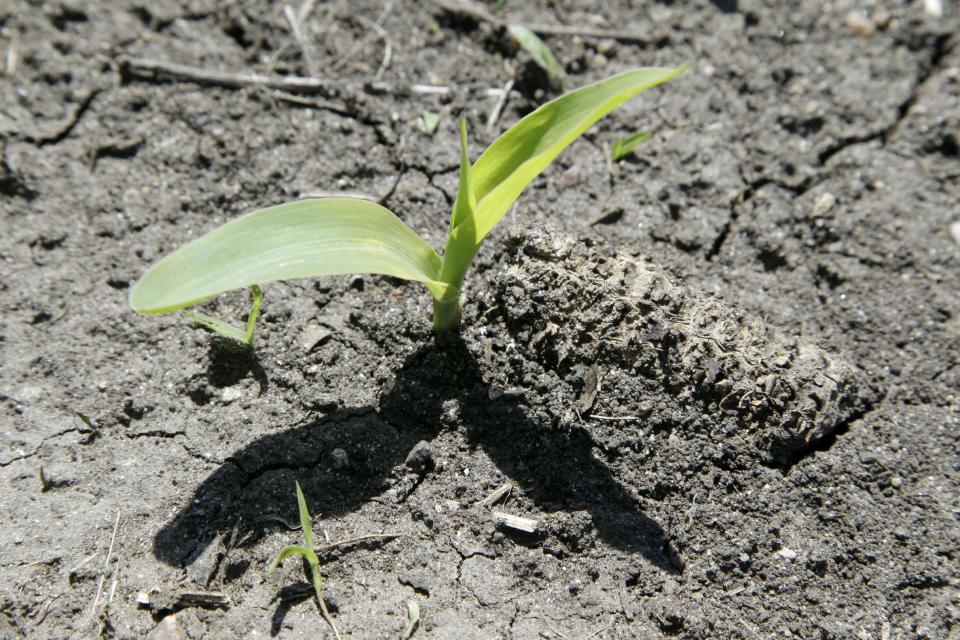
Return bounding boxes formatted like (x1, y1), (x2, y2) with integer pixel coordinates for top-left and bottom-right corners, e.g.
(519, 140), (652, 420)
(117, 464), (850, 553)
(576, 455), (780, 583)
(612, 130), (652, 160)
(268, 481), (341, 639)
(130, 66), (686, 336)
(508, 24), (564, 89)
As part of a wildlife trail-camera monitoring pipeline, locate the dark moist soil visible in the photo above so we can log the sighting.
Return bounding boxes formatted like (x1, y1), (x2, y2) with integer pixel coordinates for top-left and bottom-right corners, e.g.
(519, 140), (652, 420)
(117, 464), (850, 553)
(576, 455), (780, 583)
(1, 0), (958, 638)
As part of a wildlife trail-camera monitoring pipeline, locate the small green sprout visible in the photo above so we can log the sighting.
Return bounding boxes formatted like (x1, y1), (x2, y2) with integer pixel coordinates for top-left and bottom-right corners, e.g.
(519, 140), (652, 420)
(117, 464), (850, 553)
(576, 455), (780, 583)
(612, 130), (652, 161)
(403, 600), (420, 638)
(508, 25), (564, 89)
(181, 284), (262, 347)
(130, 66), (686, 335)
(420, 110), (441, 135)
(269, 481), (340, 639)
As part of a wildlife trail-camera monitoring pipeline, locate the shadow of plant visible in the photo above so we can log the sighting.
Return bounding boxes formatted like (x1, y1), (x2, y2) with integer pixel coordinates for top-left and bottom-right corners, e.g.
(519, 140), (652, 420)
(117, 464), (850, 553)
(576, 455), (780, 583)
(153, 336), (675, 581)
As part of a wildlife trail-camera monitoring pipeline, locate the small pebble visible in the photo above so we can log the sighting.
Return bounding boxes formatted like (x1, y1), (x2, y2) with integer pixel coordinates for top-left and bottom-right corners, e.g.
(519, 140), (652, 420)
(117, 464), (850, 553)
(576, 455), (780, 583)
(596, 39), (618, 56)
(872, 7), (891, 29)
(890, 476), (902, 489)
(146, 615), (188, 640)
(775, 547), (798, 560)
(301, 325), (333, 352)
(405, 440), (435, 474)
(221, 387), (243, 403)
(813, 192), (836, 217)
(846, 10), (875, 37)
(949, 221), (960, 247)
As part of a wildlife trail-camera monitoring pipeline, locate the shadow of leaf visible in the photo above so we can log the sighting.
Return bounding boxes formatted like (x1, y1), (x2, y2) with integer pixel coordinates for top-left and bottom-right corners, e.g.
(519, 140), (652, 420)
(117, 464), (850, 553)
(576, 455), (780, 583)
(154, 337), (676, 575)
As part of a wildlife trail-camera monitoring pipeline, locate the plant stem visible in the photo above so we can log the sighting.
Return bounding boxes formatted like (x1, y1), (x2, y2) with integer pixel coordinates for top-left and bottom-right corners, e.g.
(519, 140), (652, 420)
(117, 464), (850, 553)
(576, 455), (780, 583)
(432, 293), (461, 333)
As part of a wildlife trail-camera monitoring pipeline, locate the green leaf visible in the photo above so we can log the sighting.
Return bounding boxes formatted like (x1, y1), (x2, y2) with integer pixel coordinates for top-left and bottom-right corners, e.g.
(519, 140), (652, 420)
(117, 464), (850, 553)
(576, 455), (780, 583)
(295, 481), (314, 552)
(421, 111), (441, 135)
(403, 600), (421, 639)
(450, 117), (476, 230)
(612, 130), (652, 160)
(507, 25), (564, 90)
(268, 545), (311, 573)
(462, 65), (687, 246)
(180, 284), (263, 346)
(434, 117), (478, 332)
(130, 198), (448, 314)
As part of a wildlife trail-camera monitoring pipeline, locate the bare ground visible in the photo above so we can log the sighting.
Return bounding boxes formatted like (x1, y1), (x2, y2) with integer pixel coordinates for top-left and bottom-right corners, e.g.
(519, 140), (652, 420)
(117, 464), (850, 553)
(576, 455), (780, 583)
(0, 1), (958, 638)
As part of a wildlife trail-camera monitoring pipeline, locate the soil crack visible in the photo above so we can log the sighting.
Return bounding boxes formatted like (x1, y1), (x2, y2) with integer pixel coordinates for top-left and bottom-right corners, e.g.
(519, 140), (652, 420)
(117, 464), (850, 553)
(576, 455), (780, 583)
(126, 430), (186, 440)
(766, 400), (881, 473)
(0, 424), (96, 467)
(22, 89), (101, 147)
(821, 33), (955, 163)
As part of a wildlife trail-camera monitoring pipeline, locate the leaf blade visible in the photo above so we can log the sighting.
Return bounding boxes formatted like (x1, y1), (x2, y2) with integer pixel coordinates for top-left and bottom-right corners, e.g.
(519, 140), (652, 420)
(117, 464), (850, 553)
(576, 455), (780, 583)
(507, 24), (564, 90)
(450, 116), (476, 229)
(295, 481), (314, 552)
(268, 545), (311, 573)
(130, 198), (446, 314)
(468, 65), (687, 244)
(612, 130), (652, 160)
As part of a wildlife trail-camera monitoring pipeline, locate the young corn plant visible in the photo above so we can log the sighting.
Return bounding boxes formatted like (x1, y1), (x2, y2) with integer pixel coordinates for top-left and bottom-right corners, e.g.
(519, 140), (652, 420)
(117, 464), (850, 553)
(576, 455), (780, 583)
(130, 66), (686, 335)
(269, 481), (341, 639)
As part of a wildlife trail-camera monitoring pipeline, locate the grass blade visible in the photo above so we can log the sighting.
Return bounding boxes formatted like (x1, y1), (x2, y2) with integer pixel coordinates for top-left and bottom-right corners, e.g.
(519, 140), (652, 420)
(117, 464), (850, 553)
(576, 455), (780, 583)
(180, 284), (263, 346)
(507, 24), (564, 90)
(421, 110), (441, 135)
(612, 130), (652, 160)
(180, 309), (249, 344)
(466, 65), (687, 245)
(130, 198), (447, 314)
(268, 545), (311, 573)
(450, 117), (476, 229)
(403, 600), (420, 638)
(295, 481), (314, 552)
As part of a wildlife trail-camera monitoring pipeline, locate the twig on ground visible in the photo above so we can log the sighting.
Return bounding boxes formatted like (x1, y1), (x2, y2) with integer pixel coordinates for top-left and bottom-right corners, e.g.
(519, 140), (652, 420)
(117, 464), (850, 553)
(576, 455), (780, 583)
(585, 622), (612, 638)
(376, 167), (405, 205)
(479, 482), (513, 507)
(486, 78), (514, 131)
(284, 4), (320, 77)
(89, 510), (120, 621)
(270, 90), (354, 116)
(331, 2), (394, 75)
(540, 612), (572, 640)
(357, 15), (392, 81)
(374, 0), (395, 27)
(492, 511), (538, 533)
(297, 0), (317, 23)
(31, 594), (60, 625)
(5, 26), (19, 75)
(120, 56), (334, 94)
(431, 0), (650, 44)
(589, 413), (641, 422)
(316, 532), (404, 552)
(411, 84), (450, 95)
(69, 552), (99, 585)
